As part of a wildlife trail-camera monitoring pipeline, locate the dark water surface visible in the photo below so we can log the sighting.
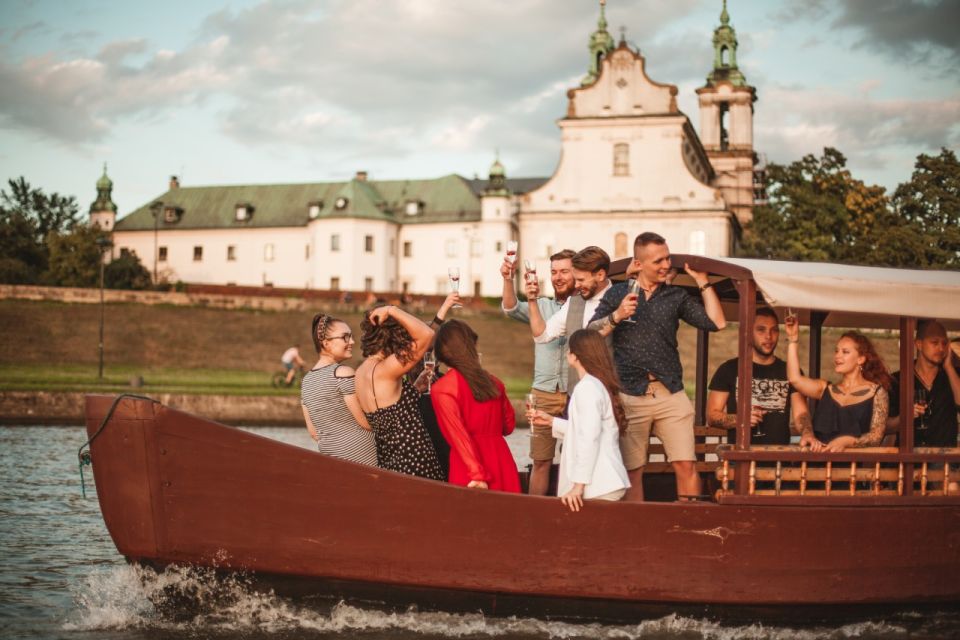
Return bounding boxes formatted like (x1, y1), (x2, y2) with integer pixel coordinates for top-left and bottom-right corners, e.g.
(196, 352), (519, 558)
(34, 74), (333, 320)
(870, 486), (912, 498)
(2, 425), (958, 640)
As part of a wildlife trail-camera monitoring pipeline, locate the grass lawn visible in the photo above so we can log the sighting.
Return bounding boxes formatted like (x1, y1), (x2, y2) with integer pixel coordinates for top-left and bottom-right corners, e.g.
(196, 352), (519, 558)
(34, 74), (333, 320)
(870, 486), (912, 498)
(0, 362), (534, 398)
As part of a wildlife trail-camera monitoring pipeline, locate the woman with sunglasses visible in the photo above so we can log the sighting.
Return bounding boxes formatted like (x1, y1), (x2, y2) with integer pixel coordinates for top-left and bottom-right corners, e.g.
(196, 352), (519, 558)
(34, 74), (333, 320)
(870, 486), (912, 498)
(300, 313), (379, 466)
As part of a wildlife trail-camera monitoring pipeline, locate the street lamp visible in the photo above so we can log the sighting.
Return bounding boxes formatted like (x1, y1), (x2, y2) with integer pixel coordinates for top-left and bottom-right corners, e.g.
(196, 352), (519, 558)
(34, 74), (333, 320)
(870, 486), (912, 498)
(95, 235), (113, 379)
(150, 200), (162, 284)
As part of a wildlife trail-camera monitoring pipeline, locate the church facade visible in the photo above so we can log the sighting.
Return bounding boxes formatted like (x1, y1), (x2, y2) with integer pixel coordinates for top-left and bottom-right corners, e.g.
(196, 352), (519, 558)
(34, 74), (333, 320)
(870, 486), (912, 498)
(96, 2), (758, 297)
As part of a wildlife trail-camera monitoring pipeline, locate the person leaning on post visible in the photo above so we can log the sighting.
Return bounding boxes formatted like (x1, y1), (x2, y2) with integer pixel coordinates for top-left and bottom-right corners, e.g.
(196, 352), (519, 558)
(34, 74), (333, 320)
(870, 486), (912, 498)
(587, 232), (726, 502)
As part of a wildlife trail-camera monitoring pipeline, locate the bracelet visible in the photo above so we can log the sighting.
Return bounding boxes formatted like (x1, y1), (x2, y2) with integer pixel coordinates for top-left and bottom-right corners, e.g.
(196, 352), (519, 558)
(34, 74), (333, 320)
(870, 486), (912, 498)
(609, 312), (620, 326)
(699, 281), (713, 292)
(432, 315), (444, 326)
(788, 338), (799, 344)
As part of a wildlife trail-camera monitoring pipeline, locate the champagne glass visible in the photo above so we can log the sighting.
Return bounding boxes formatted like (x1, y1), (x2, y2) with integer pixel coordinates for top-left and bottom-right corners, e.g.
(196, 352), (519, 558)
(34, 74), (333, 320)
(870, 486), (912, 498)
(523, 259), (537, 284)
(621, 278), (641, 324)
(505, 241), (518, 265)
(525, 393), (538, 433)
(785, 307), (798, 324)
(917, 386), (929, 431)
(752, 405), (767, 438)
(448, 267), (462, 308)
(423, 351), (436, 394)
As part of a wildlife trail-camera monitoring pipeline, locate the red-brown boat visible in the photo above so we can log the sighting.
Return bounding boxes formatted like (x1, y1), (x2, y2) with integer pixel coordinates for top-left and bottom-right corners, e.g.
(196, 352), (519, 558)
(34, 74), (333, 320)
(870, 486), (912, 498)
(83, 256), (960, 622)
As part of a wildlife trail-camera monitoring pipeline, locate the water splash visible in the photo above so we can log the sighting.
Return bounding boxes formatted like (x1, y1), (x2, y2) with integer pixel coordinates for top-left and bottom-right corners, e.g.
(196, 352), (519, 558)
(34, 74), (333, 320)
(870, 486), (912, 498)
(64, 564), (919, 639)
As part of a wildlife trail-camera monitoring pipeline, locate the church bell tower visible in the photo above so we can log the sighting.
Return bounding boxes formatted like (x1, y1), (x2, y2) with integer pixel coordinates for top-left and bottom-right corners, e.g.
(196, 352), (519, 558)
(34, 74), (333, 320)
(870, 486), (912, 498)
(696, 0), (757, 226)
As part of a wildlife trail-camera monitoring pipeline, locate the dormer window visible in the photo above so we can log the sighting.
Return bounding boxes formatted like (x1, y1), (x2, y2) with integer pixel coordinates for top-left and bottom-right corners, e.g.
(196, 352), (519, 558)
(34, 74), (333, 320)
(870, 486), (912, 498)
(163, 206), (181, 223)
(308, 200), (323, 219)
(235, 203), (253, 221)
(334, 197), (349, 210)
(405, 200), (423, 216)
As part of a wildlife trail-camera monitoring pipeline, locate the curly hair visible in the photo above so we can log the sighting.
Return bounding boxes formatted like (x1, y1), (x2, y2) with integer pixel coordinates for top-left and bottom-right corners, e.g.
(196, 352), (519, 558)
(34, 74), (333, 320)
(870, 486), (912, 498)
(360, 305), (416, 364)
(568, 329), (628, 433)
(434, 319), (498, 402)
(839, 331), (893, 391)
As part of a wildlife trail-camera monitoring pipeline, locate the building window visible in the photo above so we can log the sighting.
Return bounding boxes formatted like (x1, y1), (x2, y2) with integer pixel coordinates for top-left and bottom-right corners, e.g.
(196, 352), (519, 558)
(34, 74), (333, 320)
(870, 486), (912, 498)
(689, 230), (706, 256)
(470, 238), (483, 257)
(164, 207), (179, 223)
(389, 238), (395, 256)
(364, 235), (374, 253)
(614, 232), (628, 259)
(264, 243), (274, 262)
(308, 201), (323, 219)
(158, 246), (168, 262)
(403, 241), (412, 257)
(227, 245), (236, 261)
(119, 247), (130, 257)
(445, 239), (457, 258)
(235, 203), (253, 221)
(305, 244), (310, 260)
(613, 143), (629, 176)
(193, 246), (203, 261)
(495, 241), (502, 252)
(405, 200), (422, 216)
(364, 277), (373, 291)
(331, 234), (340, 252)
(330, 277), (340, 290)
(473, 281), (482, 297)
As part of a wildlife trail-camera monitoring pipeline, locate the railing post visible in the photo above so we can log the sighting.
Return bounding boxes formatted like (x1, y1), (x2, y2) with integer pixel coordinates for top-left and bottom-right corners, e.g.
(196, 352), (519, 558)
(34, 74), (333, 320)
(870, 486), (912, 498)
(734, 278), (756, 495)
(900, 316), (916, 496)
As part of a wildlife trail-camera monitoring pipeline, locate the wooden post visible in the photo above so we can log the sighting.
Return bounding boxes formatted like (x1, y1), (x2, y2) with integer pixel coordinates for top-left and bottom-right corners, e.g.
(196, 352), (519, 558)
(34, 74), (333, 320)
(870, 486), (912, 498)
(900, 316), (916, 496)
(694, 328), (709, 426)
(807, 311), (827, 416)
(734, 278), (756, 495)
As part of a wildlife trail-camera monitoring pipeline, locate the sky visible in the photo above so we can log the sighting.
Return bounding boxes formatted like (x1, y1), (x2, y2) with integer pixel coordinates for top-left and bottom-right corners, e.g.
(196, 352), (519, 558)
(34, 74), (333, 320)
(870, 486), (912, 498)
(1, 0), (958, 218)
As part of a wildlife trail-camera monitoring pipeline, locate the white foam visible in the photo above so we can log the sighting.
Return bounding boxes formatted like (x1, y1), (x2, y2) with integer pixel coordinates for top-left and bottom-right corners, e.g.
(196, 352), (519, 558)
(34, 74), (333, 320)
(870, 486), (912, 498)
(64, 564), (917, 638)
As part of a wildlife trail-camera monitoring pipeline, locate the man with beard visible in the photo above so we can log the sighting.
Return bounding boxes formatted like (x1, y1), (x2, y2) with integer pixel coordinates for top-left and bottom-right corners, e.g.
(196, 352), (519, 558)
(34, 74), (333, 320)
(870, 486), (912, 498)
(527, 246), (613, 392)
(707, 307), (811, 445)
(588, 232), (725, 502)
(887, 320), (960, 447)
(501, 249), (576, 496)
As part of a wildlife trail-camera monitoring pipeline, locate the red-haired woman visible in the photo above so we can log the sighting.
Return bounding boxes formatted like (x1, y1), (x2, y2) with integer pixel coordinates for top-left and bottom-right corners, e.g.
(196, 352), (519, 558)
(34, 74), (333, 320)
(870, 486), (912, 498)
(430, 319), (520, 492)
(530, 329), (630, 511)
(785, 318), (892, 452)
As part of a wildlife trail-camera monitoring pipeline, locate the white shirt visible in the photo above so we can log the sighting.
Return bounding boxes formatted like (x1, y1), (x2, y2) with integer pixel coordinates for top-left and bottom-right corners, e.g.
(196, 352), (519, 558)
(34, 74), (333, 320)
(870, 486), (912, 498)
(533, 281), (612, 344)
(551, 374), (630, 499)
(281, 347), (300, 364)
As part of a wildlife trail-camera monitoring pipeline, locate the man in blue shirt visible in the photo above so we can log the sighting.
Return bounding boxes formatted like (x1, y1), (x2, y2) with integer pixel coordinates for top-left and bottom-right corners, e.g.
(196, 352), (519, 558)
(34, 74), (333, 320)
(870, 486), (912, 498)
(501, 249), (576, 496)
(589, 232), (726, 502)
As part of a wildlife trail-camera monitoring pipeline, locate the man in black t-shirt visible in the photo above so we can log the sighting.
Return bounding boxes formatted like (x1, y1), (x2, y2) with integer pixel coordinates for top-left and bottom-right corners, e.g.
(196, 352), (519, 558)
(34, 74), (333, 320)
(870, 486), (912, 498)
(707, 307), (811, 445)
(887, 320), (960, 447)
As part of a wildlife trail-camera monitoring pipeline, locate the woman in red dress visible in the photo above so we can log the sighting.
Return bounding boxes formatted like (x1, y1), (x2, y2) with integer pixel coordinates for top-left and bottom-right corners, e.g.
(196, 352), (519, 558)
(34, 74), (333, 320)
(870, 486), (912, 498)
(430, 319), (520, 492)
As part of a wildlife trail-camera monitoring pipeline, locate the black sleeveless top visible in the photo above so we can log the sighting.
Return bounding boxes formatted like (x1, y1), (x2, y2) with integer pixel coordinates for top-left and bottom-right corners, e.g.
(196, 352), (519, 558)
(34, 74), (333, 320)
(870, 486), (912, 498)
(813, 387), (876, 444)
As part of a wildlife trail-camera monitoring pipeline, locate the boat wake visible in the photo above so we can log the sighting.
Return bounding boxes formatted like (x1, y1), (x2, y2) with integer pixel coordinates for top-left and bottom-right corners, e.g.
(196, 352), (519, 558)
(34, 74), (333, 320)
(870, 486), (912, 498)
(64, 564), (936, 639)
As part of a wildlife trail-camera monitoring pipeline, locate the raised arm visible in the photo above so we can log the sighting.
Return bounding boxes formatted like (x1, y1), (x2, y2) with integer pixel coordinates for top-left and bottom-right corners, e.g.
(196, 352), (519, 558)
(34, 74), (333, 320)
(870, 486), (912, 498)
(500, 257), (519, 312)
(431, 291), (461, 328)
(784, 315), (827, 400)
(943, 348), (960, 407)
(684, 263), (726, 330)
(368, 305), (435, 377)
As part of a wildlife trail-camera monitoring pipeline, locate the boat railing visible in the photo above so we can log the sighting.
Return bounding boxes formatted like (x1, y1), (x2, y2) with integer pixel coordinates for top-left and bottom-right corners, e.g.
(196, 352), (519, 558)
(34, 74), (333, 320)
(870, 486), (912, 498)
(714, 445), (960, 505)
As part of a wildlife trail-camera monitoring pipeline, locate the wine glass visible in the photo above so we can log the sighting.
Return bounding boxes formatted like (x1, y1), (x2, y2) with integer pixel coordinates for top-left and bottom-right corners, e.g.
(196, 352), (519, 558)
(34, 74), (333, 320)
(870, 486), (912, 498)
(525, 393), (538, 433)
(523, 259), (537, 284)
(423, 351), (436, 394)
(448, 267), (462, 308)
(917, 386), (929, 431)
(505, 241), (518, 265)
(752, 405), (767, 438)
(785, 307), (798, 324)
(621, 279), (641, 324)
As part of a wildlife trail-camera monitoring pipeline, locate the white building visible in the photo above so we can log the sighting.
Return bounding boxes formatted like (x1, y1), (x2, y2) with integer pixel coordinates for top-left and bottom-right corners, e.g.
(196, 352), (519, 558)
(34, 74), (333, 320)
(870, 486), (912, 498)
(96, 2), (758, 297)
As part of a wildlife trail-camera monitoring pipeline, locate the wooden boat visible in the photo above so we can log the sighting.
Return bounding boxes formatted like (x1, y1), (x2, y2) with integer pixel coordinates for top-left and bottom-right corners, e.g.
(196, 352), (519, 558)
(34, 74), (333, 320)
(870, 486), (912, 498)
(83, 256), (960, 622)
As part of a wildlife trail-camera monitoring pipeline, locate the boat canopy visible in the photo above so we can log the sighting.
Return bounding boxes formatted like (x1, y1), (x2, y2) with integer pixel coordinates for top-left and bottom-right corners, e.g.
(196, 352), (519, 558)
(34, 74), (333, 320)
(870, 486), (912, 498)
(612, 255), (960, 329)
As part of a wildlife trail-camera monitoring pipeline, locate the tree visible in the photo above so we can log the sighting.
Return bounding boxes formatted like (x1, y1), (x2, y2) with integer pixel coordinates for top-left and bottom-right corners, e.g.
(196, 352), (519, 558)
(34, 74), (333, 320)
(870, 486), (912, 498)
(0, 177), (81, 283)
(892, 148), (960, 269)
(43, 225), (103, 288)
(105, 250), (152, 290)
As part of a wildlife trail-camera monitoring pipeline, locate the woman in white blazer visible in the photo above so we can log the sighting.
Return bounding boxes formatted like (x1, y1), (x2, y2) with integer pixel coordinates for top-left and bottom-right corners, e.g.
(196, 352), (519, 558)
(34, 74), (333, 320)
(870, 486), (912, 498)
(529, 329), (630, 511)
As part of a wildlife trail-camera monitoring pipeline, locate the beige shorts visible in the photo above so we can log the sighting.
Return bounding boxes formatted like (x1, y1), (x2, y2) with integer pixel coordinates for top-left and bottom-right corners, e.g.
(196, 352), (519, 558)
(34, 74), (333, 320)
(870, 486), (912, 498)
(529, 388), (568, 462)
(619, 381), (696, 470)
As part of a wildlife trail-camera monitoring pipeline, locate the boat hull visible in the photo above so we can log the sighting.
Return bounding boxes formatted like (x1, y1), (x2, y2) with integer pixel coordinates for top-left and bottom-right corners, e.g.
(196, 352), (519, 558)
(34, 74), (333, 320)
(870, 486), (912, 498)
(85, 395), (960, 618)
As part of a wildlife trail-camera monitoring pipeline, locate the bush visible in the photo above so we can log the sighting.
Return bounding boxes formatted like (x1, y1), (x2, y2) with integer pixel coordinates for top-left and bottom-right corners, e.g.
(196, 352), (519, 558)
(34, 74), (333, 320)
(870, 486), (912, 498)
(105, 251), (152, 290)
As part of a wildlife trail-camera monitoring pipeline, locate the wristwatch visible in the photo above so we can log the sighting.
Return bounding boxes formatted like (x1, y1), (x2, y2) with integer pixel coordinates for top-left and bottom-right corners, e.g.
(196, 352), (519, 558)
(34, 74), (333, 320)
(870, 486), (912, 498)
(699, 281), (713, 292)
(609, 312), (620, 326)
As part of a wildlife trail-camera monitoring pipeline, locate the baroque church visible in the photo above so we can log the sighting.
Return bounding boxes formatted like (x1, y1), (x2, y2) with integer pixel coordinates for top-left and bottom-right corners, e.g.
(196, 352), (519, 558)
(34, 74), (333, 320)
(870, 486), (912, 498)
(93, 1), (760, 298)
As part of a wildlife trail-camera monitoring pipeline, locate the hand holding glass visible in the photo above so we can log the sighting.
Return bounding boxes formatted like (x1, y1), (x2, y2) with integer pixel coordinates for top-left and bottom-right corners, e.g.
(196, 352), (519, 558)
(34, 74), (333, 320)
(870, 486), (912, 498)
(621, 279), (641, 324)
(505, 241), (518, 265)
(448, 267), (462, 308)
(917, 387), (929, 430)
(523, 259), (537, 284)
(423, 351), (436, 394)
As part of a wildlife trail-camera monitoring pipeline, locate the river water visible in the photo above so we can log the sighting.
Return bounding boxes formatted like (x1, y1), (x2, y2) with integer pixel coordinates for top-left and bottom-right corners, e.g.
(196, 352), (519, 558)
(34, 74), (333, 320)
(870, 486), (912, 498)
(2, 425), (959, 640)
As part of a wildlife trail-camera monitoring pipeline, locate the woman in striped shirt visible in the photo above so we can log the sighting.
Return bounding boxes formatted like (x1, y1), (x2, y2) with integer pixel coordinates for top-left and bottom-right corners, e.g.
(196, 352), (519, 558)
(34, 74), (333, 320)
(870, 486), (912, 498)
(300, 313), (379, 466)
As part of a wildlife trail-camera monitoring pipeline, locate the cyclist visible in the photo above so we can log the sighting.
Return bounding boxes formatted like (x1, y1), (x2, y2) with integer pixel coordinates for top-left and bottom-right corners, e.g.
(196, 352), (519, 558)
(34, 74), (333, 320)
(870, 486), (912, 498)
(281, 344), (306, 385)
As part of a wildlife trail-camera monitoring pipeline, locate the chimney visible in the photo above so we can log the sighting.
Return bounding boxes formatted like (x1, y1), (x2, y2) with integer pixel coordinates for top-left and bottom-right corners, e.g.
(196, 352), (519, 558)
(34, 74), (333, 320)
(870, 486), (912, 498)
(169, 175), (180, 190)
(355, 171), (368, 182)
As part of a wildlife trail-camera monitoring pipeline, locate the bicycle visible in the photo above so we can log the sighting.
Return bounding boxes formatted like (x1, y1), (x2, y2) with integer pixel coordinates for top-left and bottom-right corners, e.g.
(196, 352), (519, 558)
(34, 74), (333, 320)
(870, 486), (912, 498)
(271, 365), (306, 389)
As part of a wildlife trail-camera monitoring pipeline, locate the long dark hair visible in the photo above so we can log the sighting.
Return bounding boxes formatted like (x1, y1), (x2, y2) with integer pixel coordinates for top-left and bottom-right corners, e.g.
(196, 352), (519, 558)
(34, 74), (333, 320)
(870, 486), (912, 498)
(568, 329), (627, 432)
(434, 319), (498, 402)
(311, 312), (343, 353)
(360, 305), (415, 364)
(839, 331), (893, 390)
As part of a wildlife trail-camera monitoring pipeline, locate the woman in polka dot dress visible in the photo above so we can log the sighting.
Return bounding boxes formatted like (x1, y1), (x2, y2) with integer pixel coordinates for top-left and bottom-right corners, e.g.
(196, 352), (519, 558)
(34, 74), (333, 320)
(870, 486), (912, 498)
(355, 305), (444, 481)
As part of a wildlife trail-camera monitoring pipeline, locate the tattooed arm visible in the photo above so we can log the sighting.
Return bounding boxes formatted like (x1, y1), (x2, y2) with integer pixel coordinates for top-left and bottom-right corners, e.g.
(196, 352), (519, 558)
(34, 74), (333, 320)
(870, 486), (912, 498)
(854, 386), (888, 448)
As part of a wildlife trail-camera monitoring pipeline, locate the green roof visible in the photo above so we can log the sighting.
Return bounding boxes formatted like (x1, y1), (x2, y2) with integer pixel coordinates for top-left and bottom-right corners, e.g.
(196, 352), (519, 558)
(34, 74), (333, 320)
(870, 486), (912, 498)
(114, 174), (486, 231)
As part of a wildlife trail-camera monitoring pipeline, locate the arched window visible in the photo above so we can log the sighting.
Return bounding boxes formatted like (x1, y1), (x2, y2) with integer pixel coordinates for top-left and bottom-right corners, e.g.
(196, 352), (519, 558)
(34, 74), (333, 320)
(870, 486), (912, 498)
(719, 103), (730, 151)
(614, 232), (628, 259)
(613, 143), (629, 176)
(721, 46), (729, 66)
